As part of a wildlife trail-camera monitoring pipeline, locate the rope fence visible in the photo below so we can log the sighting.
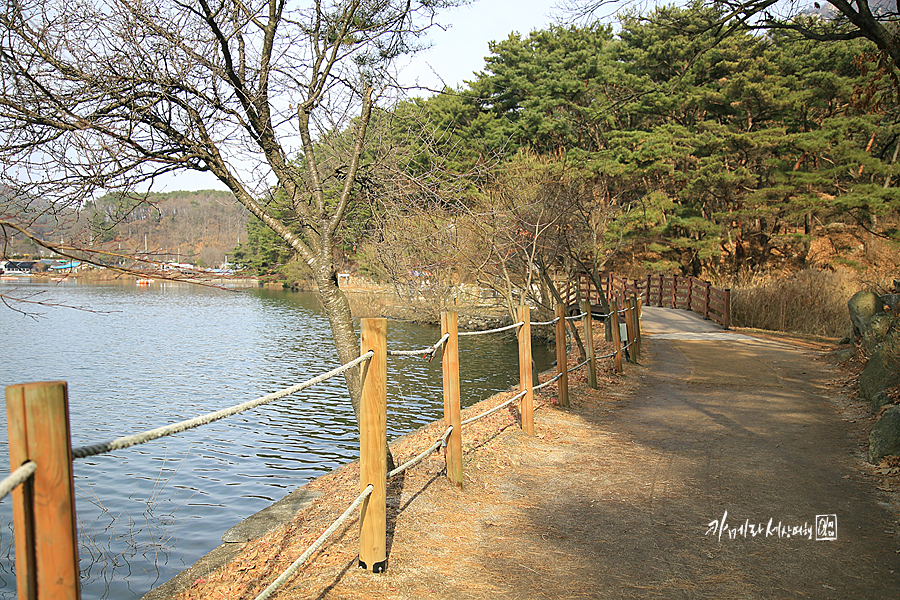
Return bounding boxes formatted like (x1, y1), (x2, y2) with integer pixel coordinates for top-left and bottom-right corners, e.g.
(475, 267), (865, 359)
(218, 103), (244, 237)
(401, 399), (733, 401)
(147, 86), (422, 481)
(388, 425), (453, 478)
(2, 291), (646, 600)
(386, 333), (449, 359)
(568, 358), (591, 373)
(457, 321), (523, 336)
(533, 373), (562, 393)
(253, 484), (374, 600)
(0, 461), (36, 502)
(460, 389), (528, 425)
(71, 351), (375, 460)
(531, 317), (559, 326)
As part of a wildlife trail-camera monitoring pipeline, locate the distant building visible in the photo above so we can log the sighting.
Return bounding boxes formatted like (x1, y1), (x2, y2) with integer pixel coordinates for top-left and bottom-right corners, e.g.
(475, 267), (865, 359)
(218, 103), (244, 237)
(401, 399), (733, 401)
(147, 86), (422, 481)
(49, 261), (82, 272)
(0, 260), (35, 274)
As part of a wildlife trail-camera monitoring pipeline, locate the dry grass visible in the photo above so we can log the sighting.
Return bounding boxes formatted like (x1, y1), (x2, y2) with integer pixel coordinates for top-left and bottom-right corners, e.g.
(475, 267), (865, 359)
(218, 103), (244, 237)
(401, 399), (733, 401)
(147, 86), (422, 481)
(729, 268), (863, 338)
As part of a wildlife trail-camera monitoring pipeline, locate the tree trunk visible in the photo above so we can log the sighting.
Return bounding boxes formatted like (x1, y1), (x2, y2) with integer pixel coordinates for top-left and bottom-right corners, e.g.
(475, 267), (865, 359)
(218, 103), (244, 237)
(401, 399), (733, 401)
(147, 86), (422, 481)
(314, 265), (395, 471)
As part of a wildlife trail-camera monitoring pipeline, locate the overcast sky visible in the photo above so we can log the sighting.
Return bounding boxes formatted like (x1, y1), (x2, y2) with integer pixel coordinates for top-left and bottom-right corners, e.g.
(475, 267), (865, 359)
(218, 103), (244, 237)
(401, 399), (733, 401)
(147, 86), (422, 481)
(163, 0), (579, 192)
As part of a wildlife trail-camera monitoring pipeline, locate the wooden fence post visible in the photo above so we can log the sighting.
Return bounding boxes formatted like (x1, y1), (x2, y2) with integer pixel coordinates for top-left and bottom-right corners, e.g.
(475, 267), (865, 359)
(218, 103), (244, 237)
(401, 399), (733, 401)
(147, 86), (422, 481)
(6, 381), (80, 600)
(554, 304), (569, 408)
(441, 312), (463, 487)
(670, 275), (677, 308)
(578, 273), (591, 308)
(610, 299), (623, 373)
(686, 276), (693, 313)
(703, 281), (711, 319)
(581, 300), (597, 389)
(631, 295), (642, 360)
(359, 318), (387, 572)
(657, 275), (663, 307)
(606, 273), (613, 305)
(624, 296), (636, 364)
(723, 288), (732, 330)
(517, 306), (534, 435)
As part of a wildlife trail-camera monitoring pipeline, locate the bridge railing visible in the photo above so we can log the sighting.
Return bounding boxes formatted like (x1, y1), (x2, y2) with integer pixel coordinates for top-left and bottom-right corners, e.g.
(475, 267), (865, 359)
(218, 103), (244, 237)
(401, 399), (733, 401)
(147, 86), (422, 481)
(608, 273), (731, 329)
(2, 300), (643, 599)
(555, 271), (729, 330)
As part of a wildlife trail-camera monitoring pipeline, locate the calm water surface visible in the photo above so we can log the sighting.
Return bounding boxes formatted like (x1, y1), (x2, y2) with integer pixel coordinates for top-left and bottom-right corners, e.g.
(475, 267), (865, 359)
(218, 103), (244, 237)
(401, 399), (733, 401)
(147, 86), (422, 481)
(0, 280), (550, 599)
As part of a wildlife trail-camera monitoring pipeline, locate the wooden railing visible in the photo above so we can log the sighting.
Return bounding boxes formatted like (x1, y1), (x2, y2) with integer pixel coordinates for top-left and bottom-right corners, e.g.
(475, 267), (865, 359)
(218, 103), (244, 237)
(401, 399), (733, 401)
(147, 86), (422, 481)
(556, 272), (729, 330)
(607, 273), (731, 329)
(560, 272), (606, 307)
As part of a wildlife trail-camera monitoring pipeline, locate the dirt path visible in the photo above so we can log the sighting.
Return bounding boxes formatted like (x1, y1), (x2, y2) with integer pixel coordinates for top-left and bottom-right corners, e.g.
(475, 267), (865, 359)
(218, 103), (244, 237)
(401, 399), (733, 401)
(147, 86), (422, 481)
(174, 310), (900, 600)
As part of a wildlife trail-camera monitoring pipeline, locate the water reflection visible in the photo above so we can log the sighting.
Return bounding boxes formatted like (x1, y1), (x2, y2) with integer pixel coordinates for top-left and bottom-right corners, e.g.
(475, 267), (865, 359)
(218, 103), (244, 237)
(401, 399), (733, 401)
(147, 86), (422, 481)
(0, 282), (550, 599)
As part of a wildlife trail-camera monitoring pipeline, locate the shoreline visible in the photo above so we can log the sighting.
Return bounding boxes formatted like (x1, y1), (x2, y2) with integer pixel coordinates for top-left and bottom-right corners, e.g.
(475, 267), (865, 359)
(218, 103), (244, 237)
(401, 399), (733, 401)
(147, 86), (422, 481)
(139, 366), (565, 600)
(147, 324), (621, 600)
(0, 272), (262, 287)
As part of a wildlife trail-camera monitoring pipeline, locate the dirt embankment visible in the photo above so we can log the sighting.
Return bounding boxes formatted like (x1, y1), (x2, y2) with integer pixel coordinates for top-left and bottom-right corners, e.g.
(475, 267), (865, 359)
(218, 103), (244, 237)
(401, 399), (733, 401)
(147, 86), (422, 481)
(168, 320), (900, 600)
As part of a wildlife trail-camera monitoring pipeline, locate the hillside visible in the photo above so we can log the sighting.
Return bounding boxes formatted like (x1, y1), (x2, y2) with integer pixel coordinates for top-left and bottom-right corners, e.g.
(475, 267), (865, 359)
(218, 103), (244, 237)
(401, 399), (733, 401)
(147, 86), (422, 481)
(3, 190), (249, 269)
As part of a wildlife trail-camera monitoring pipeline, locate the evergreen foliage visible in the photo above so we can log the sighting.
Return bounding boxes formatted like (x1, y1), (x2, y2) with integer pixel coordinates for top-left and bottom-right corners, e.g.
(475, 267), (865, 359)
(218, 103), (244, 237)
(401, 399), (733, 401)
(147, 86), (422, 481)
(238, 3), (900, 281)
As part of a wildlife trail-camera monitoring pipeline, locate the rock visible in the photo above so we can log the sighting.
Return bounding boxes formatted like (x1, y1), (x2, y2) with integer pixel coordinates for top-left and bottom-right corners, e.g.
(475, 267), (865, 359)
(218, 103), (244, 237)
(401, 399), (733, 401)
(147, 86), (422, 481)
(862, 313), (895, 355)
(860, 349), (900, 412)
(849, 290), (881, 340)
(869, 405), (900, 462)
(881, 293), (900, 313)
(828, 346), (856, 363)
(873, 391), (894, 414)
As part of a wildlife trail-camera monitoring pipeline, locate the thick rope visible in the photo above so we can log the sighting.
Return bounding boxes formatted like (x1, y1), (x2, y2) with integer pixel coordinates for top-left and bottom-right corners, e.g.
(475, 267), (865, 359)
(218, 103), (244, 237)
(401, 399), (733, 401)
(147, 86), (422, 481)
(253, 484), (374, 600)
(533, 372), (562, 392)
(387, 426), (452, 478)
(458, 322), (523, 336)
(531, 317), (559, 326)
(565, 311), (588, 321)
(567, 358), (591, 373)
(386, 333), (449, 359)
(0, 461), (36, 502)
(72, 351), (375, 460)
(461, 389), (527, 426)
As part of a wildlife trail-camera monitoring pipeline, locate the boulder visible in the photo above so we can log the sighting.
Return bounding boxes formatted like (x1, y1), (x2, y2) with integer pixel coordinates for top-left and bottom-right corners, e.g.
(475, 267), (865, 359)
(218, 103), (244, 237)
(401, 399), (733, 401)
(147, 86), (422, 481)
(849, 290), (881, 340)
(872, 391), (894, 414)
(862, 313), (895, 355)
(870, 405), (900, 462)
(828, 346), (856, 363)
(860, 349), (900, 412)
(881, 293), (900, 313)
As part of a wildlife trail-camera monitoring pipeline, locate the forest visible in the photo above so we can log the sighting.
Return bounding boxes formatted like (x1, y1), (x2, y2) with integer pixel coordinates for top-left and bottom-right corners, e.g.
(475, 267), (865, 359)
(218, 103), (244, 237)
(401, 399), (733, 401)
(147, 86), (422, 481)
(235, 2), (900, 304)
(2, 190), (247, 269)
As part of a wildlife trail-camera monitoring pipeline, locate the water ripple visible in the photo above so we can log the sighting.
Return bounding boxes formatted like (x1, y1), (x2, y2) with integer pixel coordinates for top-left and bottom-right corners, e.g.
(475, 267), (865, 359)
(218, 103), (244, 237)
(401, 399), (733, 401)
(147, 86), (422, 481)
(0, 282), (550, 599)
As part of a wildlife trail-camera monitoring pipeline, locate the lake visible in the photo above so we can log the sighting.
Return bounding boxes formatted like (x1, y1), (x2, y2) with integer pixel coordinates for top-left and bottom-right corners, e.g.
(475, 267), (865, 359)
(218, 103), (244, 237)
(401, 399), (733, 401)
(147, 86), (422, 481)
(0, 280), (551, 599)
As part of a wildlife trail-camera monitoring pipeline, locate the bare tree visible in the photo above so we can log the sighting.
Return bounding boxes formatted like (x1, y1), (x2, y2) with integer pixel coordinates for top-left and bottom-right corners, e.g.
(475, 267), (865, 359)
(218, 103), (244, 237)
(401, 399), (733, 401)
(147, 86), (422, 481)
(0, 0), (461, 421)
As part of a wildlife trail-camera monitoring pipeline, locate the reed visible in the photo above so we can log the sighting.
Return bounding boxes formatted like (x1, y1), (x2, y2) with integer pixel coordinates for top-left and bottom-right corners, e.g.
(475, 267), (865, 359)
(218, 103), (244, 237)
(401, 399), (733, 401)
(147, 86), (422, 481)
(729, 269), (863, 338)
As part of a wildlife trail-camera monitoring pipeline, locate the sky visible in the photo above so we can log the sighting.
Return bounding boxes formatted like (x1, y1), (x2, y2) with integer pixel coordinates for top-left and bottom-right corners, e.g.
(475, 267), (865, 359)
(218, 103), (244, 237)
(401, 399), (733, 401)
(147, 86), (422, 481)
(396, 0), (564, 93)
(162, 0), (578, 192)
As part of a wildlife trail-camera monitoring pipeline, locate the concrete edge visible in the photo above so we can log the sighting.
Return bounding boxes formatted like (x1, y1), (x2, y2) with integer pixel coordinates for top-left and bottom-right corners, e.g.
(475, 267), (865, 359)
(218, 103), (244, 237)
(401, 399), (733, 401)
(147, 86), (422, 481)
(140, 485), (321, 599)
